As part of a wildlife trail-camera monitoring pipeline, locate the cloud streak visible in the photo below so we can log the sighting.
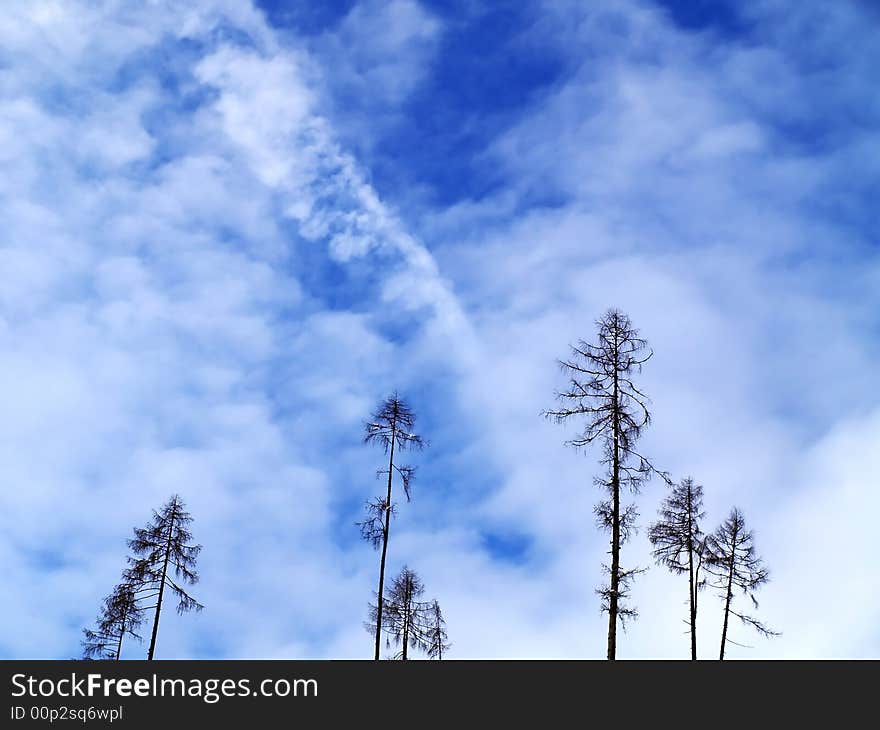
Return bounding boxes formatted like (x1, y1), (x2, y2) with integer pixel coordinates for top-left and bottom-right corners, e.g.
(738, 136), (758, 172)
(0, 0), (877, 660)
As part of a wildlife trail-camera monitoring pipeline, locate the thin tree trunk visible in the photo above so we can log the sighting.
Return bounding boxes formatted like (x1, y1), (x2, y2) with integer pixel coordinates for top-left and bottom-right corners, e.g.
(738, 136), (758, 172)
(437, 607), (443, 660)
(694, 560), (700, 638)
(686, 483), (696, 660)
(373, 423), (396, 661)
(115, 609), (126, 661)
(147, 502), (176, 661)
(695, 538), (706, 622)
(402, 609), (409, 661)
(719, 523), (738, 660)
(607, 344), (620, 661)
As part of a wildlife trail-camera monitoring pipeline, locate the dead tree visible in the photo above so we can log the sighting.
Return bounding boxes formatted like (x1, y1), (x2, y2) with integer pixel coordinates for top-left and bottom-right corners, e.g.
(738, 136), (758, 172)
(358, 394), (425, 661)
(81, 581), (144, 660)
(706, 507), (778, 659)
(425, 599), (451, 660)
(367, 566), (436, 660)
(126, 495), (203, 660)
(544, 309), (666, 659)
(382, 567), (427, 660)
(648, 476), (706, 659)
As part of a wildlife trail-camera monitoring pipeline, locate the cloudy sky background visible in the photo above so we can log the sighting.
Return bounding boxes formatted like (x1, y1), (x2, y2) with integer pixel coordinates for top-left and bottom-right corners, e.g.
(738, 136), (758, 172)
(1, 0), (877, 659)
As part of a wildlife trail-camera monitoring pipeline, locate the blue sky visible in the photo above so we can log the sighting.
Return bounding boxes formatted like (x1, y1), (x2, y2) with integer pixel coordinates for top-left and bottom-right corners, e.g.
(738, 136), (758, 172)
(1, 0), (878, 659)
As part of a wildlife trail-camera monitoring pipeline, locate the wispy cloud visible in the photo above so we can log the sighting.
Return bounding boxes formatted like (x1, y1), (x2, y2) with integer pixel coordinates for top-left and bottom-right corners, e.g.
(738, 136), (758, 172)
(0, 0), (877, 659)
(0, 0), (466, 658)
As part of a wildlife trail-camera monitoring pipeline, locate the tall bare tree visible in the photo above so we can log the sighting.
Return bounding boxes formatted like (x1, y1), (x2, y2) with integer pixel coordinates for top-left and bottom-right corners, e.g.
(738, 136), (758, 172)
(81, 580), (144, 660)
(706, 507), (778, 659)
(126, 495), (203, 660)
(425, 599), (450, 660)
(358, 394), (425, 661)
(648, 476), (706, 659)
(545, 309), (665, 659)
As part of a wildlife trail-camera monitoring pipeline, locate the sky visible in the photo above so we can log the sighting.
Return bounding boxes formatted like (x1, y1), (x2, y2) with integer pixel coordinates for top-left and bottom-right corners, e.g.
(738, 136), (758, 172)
(0, 0), (878, 659)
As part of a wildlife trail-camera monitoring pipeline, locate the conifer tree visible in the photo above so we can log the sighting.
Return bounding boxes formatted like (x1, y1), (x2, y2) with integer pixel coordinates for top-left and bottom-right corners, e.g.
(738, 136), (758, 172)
(81, 581), (144, 660)
(425, 599), (450, 660)
(648, 477), (706, 659)
(126, 495), (203, 660)
(358, 395), (425, 661)
(367, 567), (447, 660)
(380, 567), (427, 660)
(545, 309), (665, 659)
(706, 507), (778, 659)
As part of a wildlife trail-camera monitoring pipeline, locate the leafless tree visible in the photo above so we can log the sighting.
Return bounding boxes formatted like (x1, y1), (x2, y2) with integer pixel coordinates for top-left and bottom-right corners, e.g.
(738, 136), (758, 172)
(425, 599), (450, 660)
(648, 476), (706, 659)
(81, 580), (144, 660)
(367, 567), (446, 660)
(358, 394), (425, 661)
(379, 567), (427, 660)
(544, 309), (666, 659)
(126, 495), (203, 660)
(705, 507), (779, 659)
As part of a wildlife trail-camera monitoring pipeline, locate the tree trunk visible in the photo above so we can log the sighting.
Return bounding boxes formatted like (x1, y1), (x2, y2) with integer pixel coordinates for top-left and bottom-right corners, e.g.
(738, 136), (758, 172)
(373, 424), (396, 661)
(719, 523), (738, 660)
(437, 608), (443, 660)
(147, 501), (176, 661)
(401, 610), (409, 661)
(686, 483), (696, 660)
(115, 610), (126, 661)
(695, 538), (707, 623)
(607, 348), (620, 661)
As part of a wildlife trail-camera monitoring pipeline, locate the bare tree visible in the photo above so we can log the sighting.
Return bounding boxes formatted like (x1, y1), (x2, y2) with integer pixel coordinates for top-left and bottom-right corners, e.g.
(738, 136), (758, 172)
(367, 566), (441, 660)
(648, 476), (706, 659)
(425, 599), (451, 660)
(126, 495), (203, 660)
(358, 394), (425, 661)
(81, 580), (144, 660)
(544, 309), (666, 659)
(706, 507), (778, 659)
(383, 567), (427, 660)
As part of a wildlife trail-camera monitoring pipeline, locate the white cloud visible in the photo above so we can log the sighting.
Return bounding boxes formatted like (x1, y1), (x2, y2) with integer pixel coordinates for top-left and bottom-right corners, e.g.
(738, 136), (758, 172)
(0, 0), (463, 659)
(313, 0), (442, 128)
(0, 0), (877, 661)
(416, 0), (880, 658)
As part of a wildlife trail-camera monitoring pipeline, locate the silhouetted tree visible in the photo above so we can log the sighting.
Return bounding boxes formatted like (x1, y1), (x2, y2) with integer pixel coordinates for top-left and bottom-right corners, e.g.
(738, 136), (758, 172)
(367, 566), (435, 660)
(81, 581), (144, 660)
(385, 567), (427, 661)
(648, 476), (706, 659)
(358, 394), (425, 661)
(706, 507), (778, 659)
(425, 599), (450, 660)
(126, 495), (203, 660)
(544, 309), (666, 659)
